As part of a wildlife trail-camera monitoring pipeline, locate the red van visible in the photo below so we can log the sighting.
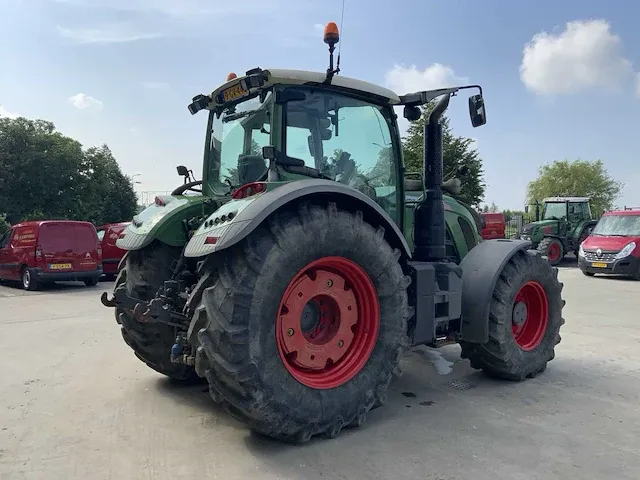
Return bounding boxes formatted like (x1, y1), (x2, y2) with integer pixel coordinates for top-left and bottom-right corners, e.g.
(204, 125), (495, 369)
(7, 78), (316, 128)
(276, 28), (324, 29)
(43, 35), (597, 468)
(96, 222), (129, 279)
(578, 209), (640, 279)
(480, 212), (506, 240)
(0, 220), (103, 290)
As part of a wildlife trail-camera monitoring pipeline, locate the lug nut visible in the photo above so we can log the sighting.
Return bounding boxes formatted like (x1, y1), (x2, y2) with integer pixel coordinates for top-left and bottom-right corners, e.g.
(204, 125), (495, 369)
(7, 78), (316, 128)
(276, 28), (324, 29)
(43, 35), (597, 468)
(327, 279), (333, 287)
(338, 340), (344, 348)
(287, 328), (294, 337)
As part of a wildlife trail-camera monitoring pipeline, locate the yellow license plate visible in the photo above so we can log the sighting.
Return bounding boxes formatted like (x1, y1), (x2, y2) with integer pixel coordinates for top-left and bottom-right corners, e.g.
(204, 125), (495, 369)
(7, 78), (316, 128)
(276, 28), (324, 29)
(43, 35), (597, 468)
(591, 262), (607, 268)
(50, 263), (72, 270)
(222, 83), (248, 103)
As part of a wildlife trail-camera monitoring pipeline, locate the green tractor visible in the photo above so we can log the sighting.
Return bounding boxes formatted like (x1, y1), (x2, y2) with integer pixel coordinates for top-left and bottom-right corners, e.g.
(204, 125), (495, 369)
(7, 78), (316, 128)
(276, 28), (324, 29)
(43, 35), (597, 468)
(102, 23), (565, 443)
(518, 197), (598, 266)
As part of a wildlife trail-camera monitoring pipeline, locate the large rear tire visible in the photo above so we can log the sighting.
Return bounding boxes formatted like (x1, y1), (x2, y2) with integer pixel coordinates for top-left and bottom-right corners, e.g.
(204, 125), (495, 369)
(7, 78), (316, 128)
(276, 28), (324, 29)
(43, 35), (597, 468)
(460, 250), (565, 380)
(194, 203), (411, 442)
(115, 241), (199, 382)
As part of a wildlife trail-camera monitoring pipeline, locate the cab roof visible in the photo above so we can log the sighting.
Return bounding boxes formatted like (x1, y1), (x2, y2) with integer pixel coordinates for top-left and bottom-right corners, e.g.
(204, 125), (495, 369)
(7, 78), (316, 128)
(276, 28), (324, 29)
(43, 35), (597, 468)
(543, 197), (590, 203)
(212, 68), (402, 107)
(13, 220), (94, 228)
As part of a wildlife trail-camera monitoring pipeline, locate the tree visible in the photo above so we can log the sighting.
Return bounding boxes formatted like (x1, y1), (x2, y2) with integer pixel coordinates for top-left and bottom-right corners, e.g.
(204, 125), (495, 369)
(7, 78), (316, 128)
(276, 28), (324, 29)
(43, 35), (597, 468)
(0, 117), (137, 225)
(402, 105), (486, 206)
(489, 202), (499, 213)
(526, 159), (623, 216)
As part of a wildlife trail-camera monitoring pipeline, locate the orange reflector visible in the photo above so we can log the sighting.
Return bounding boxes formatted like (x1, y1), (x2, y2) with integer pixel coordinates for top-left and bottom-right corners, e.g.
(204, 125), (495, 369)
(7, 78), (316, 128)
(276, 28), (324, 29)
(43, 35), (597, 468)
(323, 22), (339, 45)
(227, 72), (238, 81)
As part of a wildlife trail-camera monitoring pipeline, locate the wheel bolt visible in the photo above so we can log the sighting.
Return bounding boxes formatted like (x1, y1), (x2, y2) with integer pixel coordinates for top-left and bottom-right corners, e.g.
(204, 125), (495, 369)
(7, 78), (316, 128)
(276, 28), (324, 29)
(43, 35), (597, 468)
(287, 328), (294, 336)
(338, 340), (344, 348)
(327, 279), (333, 287)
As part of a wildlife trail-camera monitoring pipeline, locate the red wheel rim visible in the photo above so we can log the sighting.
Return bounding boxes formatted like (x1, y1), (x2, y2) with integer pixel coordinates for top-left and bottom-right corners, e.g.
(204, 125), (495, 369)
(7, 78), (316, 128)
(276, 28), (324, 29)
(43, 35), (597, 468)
(276, 256), (380, 389)
(547, 242), (561, 262)
(511, 281), (549, 351)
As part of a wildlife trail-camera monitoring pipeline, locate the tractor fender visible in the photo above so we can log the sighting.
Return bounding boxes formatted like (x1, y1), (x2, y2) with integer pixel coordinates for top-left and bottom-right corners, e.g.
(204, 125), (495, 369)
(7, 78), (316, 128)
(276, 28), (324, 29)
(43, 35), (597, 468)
(116, 196), (210, 251)
(184, 178), (411, 259)
(458, 238), (533, 344)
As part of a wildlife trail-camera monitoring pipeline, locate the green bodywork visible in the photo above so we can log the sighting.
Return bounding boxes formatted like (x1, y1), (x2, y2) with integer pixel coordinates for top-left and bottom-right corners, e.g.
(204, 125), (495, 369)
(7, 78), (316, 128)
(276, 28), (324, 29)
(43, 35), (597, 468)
(117, 74), (482, 262)
(517, 198), (597, 254)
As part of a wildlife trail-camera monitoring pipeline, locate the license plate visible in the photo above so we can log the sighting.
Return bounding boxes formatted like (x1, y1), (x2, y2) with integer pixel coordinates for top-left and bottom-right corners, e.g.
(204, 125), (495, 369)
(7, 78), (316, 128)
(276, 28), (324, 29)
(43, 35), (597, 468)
(222, 82), (248, 103)
(49, 263), (72, 270)
(591, 262), (607, 268)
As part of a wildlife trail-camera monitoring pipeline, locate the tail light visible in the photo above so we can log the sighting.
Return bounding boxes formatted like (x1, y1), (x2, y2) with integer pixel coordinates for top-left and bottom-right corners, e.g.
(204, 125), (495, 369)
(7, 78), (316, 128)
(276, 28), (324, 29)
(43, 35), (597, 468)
(35, 246), (43, 261)
(97, 247), (102, 260)
(231, 182), (267, 199)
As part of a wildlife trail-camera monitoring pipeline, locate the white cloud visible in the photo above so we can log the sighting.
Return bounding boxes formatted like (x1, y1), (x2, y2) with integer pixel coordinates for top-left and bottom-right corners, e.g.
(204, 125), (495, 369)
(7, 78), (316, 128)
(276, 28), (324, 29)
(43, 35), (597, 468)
(384, 64), (469, 94)
(68, 93), (104, 110)
(636, 74), (640, 99)
(57, 24), (162, 44)
(0, 105), (19, 119)
(520, 19), (635, 95)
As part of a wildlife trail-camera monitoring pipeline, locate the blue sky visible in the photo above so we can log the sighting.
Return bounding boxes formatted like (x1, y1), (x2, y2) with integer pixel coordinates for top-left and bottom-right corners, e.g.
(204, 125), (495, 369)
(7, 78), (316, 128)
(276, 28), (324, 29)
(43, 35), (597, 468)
(1, 0), (639, 210)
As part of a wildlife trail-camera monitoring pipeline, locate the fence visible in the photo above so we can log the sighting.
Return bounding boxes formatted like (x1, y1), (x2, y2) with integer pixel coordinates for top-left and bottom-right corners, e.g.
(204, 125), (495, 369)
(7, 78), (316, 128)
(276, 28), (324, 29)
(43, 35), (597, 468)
(503, 213), (536, 239)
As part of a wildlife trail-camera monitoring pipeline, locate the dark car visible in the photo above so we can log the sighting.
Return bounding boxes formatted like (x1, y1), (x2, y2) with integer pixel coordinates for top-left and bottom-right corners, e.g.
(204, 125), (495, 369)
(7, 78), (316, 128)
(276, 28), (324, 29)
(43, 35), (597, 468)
(0, 220), (103, 290)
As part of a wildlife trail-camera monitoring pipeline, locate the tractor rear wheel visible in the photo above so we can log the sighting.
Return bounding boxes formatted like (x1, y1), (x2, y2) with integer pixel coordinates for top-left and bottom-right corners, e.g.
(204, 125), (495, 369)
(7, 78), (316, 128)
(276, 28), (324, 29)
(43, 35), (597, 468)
(460, 250), (565, 380)
(194, 203), (411, 442)
(115, 241), (199, 382)
(537, 237), (564, 266)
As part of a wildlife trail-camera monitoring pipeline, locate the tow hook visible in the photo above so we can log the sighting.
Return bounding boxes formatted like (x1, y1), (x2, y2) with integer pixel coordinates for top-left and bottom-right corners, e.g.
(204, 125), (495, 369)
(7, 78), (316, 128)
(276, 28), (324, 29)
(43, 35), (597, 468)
(100, 292), (117, 307)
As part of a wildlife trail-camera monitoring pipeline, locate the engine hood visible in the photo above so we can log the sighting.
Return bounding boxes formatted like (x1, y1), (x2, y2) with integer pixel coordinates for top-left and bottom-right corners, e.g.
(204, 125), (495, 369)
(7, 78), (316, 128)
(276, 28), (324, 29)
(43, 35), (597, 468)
(582, 235), (640, 252)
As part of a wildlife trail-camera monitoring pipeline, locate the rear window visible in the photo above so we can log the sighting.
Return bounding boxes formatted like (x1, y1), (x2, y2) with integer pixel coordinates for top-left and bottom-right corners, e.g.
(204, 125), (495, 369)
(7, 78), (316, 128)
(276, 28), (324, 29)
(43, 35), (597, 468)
(75, 224), (98, 252)
(593, 215), (640, 236)
(40, 223), (75, 252)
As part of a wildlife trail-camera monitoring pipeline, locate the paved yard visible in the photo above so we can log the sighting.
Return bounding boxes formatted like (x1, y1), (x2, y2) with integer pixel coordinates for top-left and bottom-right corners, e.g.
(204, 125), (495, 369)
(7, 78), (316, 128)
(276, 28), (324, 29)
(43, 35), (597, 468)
(1, 262), (639, 480)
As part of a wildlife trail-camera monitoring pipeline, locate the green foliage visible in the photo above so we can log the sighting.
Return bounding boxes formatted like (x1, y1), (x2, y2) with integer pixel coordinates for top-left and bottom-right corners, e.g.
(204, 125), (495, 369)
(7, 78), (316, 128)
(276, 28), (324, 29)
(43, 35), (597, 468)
(401, 104), (486, 206)
(0, 117), (137, 225)
(526, 159), (623, 216)
(0, 216), (10, 236)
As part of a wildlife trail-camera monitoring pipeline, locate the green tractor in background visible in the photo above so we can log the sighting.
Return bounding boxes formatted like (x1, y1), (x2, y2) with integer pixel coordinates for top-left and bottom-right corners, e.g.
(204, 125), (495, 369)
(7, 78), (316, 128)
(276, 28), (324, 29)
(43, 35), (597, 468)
(517, 196), (598, 266)
(102, 22), (565, 443)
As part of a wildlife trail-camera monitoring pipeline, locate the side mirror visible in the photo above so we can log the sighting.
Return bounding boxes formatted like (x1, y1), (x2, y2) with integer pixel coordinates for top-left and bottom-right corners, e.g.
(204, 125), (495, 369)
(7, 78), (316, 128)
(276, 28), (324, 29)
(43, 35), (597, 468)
(524, 206), (529, 213)
(468, 94), (486, 127)
(176, 165), (189, 177)
(320, 128), (332, 141)
(403, 105), (421, 121)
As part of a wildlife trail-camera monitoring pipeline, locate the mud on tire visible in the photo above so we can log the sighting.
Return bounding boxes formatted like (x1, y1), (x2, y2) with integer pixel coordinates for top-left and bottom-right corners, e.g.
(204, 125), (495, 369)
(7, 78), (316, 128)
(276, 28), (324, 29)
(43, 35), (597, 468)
(460, 250), (565, 380)
(115, 241), (199, 382)
(194, 202), (412, 442)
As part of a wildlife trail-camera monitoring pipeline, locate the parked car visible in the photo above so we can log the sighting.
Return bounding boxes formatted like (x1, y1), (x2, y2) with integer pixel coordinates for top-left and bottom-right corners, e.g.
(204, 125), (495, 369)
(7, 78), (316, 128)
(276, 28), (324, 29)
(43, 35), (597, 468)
(578, 208), (640, 279)
(480, 212), (506, 240)
(0, 220), (103, 290)
(96, 222), (129, 280)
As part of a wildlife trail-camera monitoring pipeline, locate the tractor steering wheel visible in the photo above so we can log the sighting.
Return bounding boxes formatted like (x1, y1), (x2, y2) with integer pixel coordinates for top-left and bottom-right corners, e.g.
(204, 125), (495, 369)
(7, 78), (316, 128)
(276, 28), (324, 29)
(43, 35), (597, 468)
(171, 180), (203, 196)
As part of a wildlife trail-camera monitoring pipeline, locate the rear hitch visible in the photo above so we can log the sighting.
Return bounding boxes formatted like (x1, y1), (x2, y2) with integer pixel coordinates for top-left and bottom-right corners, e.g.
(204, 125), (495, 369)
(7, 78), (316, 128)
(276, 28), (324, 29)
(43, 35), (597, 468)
(100, 292), (117, 307)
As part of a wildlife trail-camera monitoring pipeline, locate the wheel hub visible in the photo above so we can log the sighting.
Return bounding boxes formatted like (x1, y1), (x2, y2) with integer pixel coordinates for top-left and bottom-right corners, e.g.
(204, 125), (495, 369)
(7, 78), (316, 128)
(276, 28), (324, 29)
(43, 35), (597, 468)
(275, 256), (380, 390)
(512, 301), (528, 327)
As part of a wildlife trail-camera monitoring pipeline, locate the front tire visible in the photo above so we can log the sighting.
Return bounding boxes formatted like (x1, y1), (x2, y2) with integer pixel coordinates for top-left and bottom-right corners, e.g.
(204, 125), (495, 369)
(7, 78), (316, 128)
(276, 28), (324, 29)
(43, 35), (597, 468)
(460, 250), (565, 380)
(115, 241), (199, 382)
(538, 237), (564, 266)
(195, 203), (411, 442)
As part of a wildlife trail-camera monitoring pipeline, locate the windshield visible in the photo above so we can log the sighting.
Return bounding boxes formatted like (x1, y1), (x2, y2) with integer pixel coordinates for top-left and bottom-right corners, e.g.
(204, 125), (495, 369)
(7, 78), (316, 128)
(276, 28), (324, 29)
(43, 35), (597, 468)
(592, 215), (640, 236)
(542, 202), (567, 220)
(207, 91), (273, 193)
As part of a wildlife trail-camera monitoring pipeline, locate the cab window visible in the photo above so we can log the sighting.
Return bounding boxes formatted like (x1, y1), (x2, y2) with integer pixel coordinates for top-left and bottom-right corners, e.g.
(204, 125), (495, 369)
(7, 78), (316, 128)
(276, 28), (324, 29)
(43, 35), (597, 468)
(0, 230), (11, 248)
(97, 229), (106, 242)
(284, 87), (399, 222)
